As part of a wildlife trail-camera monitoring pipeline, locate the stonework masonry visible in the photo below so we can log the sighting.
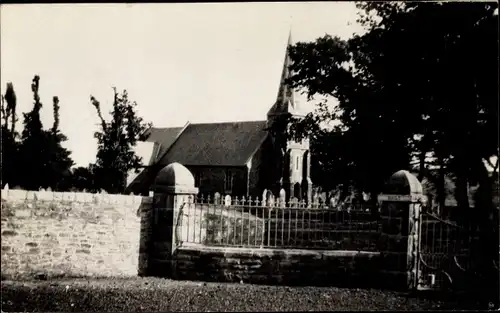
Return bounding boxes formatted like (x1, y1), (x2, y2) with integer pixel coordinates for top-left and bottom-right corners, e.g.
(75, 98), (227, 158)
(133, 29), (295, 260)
(173, 244), (384, 288)
(1, 189), (152, 280)
(187, 166), (247, 197)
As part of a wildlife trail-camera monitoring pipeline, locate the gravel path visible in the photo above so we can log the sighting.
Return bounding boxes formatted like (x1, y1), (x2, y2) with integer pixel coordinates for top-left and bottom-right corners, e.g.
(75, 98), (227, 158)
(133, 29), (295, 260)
(1, 278), (461, 311)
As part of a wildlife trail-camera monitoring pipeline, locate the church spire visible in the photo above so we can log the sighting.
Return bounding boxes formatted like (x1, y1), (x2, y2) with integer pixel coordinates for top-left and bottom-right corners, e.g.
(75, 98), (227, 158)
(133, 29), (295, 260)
(267, 28), (304, 121)
(287, 27), (293, 47)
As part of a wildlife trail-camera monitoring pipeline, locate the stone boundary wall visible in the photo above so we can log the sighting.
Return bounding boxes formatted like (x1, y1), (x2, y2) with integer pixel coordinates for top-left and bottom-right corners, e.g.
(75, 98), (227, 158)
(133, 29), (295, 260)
(1, 166), (420, 291)
(172, 244), (388, 288)
(1, 189), (153, 280)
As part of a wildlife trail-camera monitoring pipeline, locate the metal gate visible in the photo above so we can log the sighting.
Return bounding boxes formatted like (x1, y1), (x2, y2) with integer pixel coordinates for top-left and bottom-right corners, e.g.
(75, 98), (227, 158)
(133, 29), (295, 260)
(416, 206), (480, 292)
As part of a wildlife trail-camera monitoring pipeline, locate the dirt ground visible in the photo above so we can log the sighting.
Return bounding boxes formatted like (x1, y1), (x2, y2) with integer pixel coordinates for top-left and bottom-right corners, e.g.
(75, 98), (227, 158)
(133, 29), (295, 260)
(0, 277), (474, 311)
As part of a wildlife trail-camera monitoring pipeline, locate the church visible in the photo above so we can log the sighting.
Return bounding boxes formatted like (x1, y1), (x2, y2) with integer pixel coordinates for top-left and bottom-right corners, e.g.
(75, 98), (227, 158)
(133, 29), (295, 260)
(126, 32), (313, 203)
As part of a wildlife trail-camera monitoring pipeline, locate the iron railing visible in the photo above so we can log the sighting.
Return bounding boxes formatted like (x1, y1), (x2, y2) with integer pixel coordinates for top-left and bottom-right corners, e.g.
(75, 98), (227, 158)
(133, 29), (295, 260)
(177, 195), (381, 251)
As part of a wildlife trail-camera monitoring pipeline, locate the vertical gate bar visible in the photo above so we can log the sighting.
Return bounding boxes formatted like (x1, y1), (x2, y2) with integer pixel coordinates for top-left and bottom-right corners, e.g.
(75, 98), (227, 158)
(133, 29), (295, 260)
(431, 212), (436, 279)
(254, 204), (258, 247)
(192, 200), (195, 243)
(293, 207), (296, 245)
(281, 207), (284, 247)
(327, 209), (331, 249)
(308, 208), (312, 247)
(274, 207), (281, 247)
(320, 209), (324, 248)
(260, 205), (266, 247)
(233, 203), (236, 245)
(199, 201), (203, 243)
(186, 198), (190, 243)
(300, 209), (309, 245)
(240, 204), (244, 246)
(417, 203), (423, 289)
(247, 204), (251, 246)
(212, 199), (215, 244)
(313, 209), (317, 248)
(254, 204), (260, 246)
(350, 208), (353, 249)
(227, 204), (230, 244)
(267, 208), (271, 247)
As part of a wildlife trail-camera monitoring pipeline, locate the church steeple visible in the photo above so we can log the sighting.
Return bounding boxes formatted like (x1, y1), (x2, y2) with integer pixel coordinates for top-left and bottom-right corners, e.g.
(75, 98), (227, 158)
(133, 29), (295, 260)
(267, 29), (305, 121)
(265, 28), (312, 205)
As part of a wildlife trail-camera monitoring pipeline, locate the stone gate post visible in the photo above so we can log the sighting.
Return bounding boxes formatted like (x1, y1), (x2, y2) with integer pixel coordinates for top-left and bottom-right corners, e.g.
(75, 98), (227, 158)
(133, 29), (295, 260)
(147, 162), (198, 277)
(377, 170), (424, 290)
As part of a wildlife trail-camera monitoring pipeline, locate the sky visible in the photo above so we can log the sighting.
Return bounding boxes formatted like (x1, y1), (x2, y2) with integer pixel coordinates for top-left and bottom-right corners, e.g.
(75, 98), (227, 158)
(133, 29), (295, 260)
(1, 3), (364, 167)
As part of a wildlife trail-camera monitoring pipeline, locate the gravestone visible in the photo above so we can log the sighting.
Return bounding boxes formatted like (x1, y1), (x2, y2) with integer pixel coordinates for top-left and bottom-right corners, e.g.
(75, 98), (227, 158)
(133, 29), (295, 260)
(214, 192), (221, 205)
(267, 192), (275, 207)
(224, 195), (232, 207)
(279, 188), (286, 207)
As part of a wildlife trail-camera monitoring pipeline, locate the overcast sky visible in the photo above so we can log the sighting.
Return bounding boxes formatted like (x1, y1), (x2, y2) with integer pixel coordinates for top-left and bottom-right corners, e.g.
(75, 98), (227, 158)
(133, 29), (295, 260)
(1, 3), (364, 167)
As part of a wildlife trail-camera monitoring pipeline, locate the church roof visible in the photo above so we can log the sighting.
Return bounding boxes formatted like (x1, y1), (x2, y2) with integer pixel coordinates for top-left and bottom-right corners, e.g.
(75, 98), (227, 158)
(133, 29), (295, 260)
(145, 125), (186, 163)
(153, 120), (269, 167)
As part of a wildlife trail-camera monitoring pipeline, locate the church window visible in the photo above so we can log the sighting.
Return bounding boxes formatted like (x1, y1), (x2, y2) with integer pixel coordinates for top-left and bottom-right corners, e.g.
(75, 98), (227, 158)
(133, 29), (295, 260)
(296, 156), (299, 171)
(224, 170), (233, 191)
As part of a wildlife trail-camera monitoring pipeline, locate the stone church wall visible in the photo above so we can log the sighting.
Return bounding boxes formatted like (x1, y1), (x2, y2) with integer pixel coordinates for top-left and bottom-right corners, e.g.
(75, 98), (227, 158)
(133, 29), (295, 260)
(188, 166), (248, 197)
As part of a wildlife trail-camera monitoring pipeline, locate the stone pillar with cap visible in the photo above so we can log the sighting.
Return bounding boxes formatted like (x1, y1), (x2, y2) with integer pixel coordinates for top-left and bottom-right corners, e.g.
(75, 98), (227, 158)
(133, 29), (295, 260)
(377, 170), (424, 290)
(147, 162), (198, 277)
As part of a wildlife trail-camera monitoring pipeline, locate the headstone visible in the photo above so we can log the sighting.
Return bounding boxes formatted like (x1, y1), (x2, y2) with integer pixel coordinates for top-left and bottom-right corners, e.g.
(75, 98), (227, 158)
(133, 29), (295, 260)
(279, 188), (286, 201)
(214, 192), (221, 205)
(313, 192), (320, 205)
(318, 196), (325, 208)
(267, 192), (275, 207)
(329, 195), (339, 208)
(262, 189), (268, 205)
(279, 188), (286, 208)
(224, 195), (232, 207)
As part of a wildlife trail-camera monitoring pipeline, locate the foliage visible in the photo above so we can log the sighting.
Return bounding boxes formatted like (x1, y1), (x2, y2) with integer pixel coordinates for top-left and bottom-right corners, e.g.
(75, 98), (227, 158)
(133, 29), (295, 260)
(284, 1), (498, 303)
(0, 82), (20, 187)
(90, 88), (151, 194)
(16, 76), (74, 190)
(68, 165), (97, 192)
(45, 96), (74, 190)
(284, 2), (498, 202)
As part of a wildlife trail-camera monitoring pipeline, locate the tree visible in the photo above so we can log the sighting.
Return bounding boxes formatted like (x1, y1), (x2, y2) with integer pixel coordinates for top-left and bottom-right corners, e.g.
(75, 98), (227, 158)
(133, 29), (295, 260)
(90, 88), (151, 194)
(285, 1), (498, 194)
(1, 82), (20, 187)
(18, 76), (47, 189)
(18, 75), (74, 190)
(285, 1), (498, 305)
(44, 96), (74, 190)
(285, 33), (415, 198)
(68, 165), (96, 192)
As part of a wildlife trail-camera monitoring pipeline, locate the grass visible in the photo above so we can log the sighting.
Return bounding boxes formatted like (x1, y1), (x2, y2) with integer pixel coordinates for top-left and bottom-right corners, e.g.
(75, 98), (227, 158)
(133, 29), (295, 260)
(0, 277), (474, 312)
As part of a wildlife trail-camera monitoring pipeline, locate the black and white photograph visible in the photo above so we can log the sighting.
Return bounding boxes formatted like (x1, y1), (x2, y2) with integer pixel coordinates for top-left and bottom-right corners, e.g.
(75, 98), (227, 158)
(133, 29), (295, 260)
(1, 1), (498, 311)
